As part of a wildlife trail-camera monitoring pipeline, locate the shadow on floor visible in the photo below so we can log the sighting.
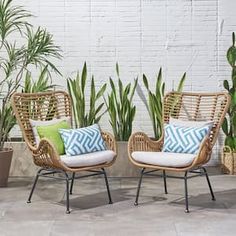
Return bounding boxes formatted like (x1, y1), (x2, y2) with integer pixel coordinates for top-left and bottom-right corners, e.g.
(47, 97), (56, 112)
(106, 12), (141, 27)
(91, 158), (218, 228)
(60, 188), (135, 210)
(171, 189), (236, 210)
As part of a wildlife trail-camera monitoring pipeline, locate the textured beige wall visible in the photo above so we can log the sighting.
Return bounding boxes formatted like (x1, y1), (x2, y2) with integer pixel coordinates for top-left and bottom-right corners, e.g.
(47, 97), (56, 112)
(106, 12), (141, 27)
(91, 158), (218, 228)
(6, 142), (38, 177)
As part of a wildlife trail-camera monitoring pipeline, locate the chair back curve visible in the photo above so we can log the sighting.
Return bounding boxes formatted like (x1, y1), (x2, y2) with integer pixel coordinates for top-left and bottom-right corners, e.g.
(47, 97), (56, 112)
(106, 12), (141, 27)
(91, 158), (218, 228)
(11, 91), (72, 147)
(163, 92), (231, 147)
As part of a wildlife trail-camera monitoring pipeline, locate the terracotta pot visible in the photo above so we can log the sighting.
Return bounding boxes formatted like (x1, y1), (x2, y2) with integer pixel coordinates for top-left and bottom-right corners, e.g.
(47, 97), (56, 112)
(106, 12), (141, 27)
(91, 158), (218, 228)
(107, 141), (140, 177)
(221, 146), (236, 175)
(0, 148), (13, 187)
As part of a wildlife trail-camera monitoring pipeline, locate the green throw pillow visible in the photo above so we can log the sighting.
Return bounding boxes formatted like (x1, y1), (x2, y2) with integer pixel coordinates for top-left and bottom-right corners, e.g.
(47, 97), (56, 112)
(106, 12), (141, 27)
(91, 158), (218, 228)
(36, 120), (70, 155)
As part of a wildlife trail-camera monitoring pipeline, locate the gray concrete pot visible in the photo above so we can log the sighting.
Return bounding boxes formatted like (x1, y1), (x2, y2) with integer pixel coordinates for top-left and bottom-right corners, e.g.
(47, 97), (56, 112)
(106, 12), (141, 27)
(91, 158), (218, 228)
(0, 148), (13, 187)
(107, 141), (140, 177)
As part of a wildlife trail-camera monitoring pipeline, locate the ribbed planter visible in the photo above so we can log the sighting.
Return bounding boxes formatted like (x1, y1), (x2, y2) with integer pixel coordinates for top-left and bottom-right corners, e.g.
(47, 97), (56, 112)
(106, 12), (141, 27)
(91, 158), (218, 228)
(0, 148), (13, 187)
(107, 141), (140, 177)
(221, 146), (236, 175)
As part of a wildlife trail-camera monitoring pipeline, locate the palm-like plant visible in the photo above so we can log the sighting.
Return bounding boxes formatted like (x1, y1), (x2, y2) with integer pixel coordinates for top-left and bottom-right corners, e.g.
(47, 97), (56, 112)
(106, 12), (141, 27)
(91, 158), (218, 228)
(0, 0), (61, 150)
(22, 66), (55, 93)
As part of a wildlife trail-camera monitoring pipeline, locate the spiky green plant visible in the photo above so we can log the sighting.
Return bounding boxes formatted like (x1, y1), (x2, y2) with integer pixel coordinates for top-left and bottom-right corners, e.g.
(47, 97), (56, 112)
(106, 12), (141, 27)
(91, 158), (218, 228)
(105, 63), (138, 141)
(137, 68), (186, 140)
(222, 32), (236, 151)
(0, 0), (61, 150)
(67, 62), (107, 128)
(22, 66), (55, 93)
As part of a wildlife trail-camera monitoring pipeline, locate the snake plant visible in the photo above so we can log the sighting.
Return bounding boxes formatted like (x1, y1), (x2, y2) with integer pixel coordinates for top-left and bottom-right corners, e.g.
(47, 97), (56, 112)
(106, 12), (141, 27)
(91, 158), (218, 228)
(137, 68), (186, 140)
(222, 32), (236, 151)
(105, 63), (138, 141)
(67, 62), (107, 128)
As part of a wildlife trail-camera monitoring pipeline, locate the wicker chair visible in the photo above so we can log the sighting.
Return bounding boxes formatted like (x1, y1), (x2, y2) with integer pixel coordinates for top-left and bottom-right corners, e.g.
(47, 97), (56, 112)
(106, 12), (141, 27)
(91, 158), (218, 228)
(128, 92), (230, 213)
(11, 91), (117, 213)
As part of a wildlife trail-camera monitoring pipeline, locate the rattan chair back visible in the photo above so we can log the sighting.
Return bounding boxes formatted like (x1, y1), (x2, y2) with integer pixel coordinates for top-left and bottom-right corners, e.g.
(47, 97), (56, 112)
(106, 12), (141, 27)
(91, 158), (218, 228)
(12, 91), (71, 147)
(164, 92), (230, 147)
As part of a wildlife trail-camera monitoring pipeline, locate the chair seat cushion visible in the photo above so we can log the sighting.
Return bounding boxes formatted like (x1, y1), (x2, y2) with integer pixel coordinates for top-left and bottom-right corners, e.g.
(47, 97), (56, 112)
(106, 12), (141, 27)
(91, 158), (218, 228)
(60, 150), (116, 168)
(132, 151), (196, 168)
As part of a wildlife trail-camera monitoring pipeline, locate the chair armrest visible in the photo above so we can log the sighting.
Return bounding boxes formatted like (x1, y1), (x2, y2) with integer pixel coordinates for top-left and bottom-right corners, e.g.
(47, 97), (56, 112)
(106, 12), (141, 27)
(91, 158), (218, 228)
(128, 132), (164, 155)
(101, 131), (117, 153)
(192, 137), (212, 166)
(28, 138), (66, 169)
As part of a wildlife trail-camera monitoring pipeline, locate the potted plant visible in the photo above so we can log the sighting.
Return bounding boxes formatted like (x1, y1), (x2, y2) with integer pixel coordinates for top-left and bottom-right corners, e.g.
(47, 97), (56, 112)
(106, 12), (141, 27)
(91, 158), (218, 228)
(105, 63), (138, 177)
(0, 0), (61, 186)
(221, 32), (236, 174)
(136, 68), (186, 140)
(67, 62), (107, 128)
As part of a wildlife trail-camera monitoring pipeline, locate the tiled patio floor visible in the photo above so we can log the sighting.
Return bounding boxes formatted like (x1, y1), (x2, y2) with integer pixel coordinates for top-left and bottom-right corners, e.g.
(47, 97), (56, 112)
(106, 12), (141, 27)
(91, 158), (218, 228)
(0, 168), (236, 236)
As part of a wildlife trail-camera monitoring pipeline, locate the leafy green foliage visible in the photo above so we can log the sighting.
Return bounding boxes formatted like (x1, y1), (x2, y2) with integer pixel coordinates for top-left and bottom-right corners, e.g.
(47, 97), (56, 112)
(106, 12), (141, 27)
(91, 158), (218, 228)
(105, 63), (138, 141)
(22, 66), (55, 93)
(138, 68), (186, 140)
(0, 0), (61, 149)
(223, 32), (236, 151)
(67, 62), (107, 128)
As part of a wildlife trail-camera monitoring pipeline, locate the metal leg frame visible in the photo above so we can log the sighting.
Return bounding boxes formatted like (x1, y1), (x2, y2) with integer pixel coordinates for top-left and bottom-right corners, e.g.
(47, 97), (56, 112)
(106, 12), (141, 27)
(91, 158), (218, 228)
(134, 167), (216, 213)
(163, 170), (168, 194)
(27, 168), (43, 203)
(102, 168), (113, 204)
(27, 167), (112, 214)
(201, 167), (216, 201)
(134, 168), (145, 206)
(184, 171), (189, 213)
(70, 172), (75, 194)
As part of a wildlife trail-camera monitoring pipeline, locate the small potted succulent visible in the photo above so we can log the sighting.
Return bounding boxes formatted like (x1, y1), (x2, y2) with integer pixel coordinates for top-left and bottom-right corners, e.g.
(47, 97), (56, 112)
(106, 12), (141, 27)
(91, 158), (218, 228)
(0, 0), (61, 186)
(221, 32), (236, 174)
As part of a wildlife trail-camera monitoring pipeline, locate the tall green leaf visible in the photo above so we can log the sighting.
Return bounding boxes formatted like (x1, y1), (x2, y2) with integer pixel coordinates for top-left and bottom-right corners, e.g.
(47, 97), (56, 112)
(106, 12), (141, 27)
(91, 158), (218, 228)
(67, 62), (107, 128)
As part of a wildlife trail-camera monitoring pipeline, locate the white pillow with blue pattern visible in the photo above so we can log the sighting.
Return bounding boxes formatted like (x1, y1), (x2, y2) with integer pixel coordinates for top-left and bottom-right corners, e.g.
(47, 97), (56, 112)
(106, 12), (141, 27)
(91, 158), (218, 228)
(163, 123), (211, 154)
(59, 124), (107, 156)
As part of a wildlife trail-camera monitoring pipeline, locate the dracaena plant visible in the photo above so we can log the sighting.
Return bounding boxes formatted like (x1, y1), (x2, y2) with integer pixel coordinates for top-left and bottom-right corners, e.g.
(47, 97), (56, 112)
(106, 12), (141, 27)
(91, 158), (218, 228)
(0, 0), (61, 150)
(136, 68), (186, 140)
(22, 66), (56, 93)
(67, 62), (107, 128)
(105, 63), (138, 141)
(222, 32), (236, 151)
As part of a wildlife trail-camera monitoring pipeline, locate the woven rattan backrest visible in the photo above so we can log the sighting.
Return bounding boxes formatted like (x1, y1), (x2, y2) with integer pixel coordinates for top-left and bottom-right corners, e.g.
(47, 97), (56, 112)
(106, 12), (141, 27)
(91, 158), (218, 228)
(163, 92), (230, 146)
(12, 91), (71, 147)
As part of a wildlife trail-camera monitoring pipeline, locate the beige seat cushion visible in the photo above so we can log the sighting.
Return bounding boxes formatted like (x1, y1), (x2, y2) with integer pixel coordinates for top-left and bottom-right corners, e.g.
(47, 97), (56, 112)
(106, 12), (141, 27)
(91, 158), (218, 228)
(132, 151), (196, 168)
(60, 150), (116, 168)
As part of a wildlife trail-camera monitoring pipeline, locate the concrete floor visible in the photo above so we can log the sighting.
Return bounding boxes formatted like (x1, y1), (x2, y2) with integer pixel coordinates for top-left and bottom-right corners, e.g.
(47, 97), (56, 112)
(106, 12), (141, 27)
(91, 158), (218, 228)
(0, 169), (236, 236)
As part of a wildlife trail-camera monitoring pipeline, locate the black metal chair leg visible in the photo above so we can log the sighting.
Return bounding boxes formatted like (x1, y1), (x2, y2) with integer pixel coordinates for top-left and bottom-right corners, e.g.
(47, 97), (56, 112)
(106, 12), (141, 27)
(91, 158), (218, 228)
(70, 172), (75, 195)
(184, 171), (189, 213)
(163, 170), (168, 194)
(27, 168), (43, 203)
(102, 168), (113, 204)
(65, 172), (70, 214)
(201, 167), (216, 201)
(134, 168), (145, 206)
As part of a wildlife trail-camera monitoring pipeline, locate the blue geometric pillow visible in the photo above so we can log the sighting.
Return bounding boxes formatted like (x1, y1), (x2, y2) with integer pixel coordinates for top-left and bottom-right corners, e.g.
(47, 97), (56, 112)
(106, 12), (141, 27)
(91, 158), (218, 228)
(59, 124), (107, 156)
(163, 124), (210, 154)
